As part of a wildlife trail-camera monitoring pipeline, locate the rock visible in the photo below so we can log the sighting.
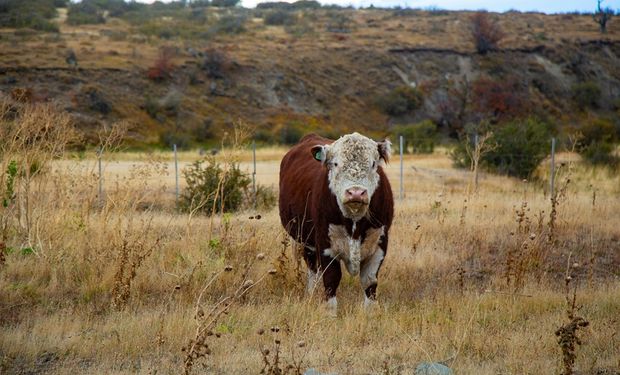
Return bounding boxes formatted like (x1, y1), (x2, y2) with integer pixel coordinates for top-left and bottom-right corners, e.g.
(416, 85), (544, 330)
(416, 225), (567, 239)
(415, 362), (453, 375)
(304, 369), (337, 375)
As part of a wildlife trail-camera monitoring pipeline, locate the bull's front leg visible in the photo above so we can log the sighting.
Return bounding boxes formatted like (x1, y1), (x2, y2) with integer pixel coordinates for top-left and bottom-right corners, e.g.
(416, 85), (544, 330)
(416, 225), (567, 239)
(319, 249), (342, 317)
(360, 230), (387, 309)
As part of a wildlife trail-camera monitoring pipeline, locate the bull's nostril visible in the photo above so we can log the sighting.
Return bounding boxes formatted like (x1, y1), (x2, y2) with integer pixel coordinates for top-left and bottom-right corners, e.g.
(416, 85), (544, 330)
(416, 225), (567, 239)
(346, 188), (368, 201)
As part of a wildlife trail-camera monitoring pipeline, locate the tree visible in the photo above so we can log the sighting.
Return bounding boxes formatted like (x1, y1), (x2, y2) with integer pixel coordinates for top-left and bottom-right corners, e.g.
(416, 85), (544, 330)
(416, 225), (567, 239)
(593, 0), (614, 33)
(469, 11), (504, 54)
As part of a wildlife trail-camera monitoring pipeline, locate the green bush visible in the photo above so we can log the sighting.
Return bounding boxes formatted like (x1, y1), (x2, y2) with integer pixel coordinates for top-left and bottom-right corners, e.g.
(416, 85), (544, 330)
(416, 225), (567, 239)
(576, 118), (619, 165)
(210, 15), (246, 34)
(67, 2), (106, 25)
(572, 81), (601, 110)
(0, 0), (59, 32)
(211, 0), (240, 7)
(263, 10), (297, 26)
(452, 118), (553, 178)
(394, 120), (438, 154)
(326, 12), (353, 33)
(377, 86), (423, 116)
(181, 158), (251, 214)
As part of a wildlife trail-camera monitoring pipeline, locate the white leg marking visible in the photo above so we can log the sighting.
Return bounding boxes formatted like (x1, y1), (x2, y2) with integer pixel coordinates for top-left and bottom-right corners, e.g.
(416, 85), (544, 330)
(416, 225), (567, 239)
(364, 294), (377, 309)
(326, 296), (338, 317)
(360, 249), (384, 290)
(307, 269), (318, 294)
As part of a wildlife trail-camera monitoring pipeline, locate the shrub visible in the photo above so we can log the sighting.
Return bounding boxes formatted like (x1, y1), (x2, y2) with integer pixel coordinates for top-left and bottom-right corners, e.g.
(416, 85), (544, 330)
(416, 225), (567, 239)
(394, 120), (439, 154)
(147, 48), (175, 81)
(211, 0), (240, 7)
(201, 49), (229, 79)
(572, 81), (601, 110)
(452, 118), (553, 178)
(67, 2), (106, 25)
(0, 0), (59, 32)
(576, 118), (618, 165)
(190, 0), (211, 8)
(257, 1), (320, 9)
(471, 76), (528, 121)
(469, 11), (504, 54)
(181, 158), (251, 214)
(377, 86), (423, 116)
(326, 12), (353, 33)
(211, 15), (246, 34)
(280, 122), (305, 145)
(263, 10), (296, 26)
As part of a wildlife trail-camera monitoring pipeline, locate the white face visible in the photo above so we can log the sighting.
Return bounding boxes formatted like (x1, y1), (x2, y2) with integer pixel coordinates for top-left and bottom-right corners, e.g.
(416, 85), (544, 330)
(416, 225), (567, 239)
(312, 133), (391, 221)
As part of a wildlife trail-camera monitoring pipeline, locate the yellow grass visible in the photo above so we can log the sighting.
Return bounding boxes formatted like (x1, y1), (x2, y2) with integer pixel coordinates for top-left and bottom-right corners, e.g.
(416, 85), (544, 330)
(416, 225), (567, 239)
(2, 134), (619, 374)
(0, 102), (618, 374)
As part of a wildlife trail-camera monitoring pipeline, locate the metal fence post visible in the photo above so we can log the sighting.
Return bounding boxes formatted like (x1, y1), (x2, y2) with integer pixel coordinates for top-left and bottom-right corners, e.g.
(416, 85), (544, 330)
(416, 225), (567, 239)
(550, 137), (556, 197)
(252, 140), (257, 208)
(399, 135), (404, 200)
(97, 147), (103, 207)
(173, 144), (179, 207)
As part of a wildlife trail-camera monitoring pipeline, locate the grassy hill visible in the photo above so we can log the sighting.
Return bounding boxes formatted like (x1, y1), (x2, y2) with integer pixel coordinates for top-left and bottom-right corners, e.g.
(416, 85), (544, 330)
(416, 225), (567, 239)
(0, 2), (619, 148)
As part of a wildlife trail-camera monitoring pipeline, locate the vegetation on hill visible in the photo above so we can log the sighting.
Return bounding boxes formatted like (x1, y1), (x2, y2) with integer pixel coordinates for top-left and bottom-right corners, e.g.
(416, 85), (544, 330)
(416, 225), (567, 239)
(0, 0), (619, 178)
(0, 0), (64, 32)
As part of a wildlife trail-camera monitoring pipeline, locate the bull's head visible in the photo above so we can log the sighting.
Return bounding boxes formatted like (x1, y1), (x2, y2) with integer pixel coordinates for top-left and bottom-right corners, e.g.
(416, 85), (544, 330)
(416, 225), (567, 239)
(311, 133), (391, 221)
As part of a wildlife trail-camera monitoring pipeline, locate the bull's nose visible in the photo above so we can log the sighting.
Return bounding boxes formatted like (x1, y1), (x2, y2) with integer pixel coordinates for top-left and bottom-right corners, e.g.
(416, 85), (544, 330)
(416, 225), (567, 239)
(345, 187), (368, 203)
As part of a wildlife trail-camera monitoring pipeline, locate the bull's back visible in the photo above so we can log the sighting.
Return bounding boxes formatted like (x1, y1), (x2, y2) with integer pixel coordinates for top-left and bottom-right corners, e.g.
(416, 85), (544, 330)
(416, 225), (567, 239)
(279, 134), (332, 244)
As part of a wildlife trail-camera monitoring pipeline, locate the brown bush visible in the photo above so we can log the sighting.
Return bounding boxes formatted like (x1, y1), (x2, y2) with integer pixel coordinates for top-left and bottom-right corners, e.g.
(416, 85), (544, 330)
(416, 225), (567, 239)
(147, 47), (175, 82)
(471, 76), (528, 121)
(469, 11), (504, 54)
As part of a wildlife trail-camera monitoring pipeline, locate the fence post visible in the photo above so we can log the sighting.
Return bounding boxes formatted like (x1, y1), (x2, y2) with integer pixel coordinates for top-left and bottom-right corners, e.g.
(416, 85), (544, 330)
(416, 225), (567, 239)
(97, 146), (103, 207)
(399, 135), (404, 200)
(252, 140), (257, 208)
(173, 144), (179, 207)
(550, 137), (556, 197)
(474, 133), (479, 192)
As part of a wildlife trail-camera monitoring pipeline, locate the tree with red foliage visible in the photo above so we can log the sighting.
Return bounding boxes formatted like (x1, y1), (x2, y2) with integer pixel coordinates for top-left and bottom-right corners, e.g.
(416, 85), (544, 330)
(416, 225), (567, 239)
(469, 11), (504, 54)
(147, 47), (175, 82)
(471, 76), (528, 122)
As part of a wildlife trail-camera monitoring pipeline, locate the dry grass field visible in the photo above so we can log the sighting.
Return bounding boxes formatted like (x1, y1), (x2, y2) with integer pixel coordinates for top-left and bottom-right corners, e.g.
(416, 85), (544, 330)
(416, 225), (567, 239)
(0, 104), (619, 374)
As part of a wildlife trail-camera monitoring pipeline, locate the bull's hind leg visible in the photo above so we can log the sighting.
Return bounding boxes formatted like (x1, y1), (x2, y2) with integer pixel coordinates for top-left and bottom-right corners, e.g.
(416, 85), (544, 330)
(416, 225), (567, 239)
(320, 252), (342, 316)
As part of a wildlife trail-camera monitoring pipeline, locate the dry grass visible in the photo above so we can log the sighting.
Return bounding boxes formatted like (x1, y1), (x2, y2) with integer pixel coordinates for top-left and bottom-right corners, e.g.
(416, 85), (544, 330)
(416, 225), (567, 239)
(1, 105), (619, 374)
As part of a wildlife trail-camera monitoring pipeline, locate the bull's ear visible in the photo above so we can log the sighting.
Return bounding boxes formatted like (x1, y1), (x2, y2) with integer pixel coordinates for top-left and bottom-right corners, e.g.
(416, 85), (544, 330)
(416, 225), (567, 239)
(377, 139), (392, 163)
(311, 145), (327, 163)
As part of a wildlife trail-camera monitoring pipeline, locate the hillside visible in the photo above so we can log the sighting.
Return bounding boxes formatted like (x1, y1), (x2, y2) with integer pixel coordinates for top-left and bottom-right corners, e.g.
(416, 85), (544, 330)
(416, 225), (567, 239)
(1, 5), (619, 147)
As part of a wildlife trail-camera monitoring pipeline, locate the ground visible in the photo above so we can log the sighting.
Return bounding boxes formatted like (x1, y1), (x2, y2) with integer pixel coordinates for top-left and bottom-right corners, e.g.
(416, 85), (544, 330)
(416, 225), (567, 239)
(1, 135), (619, 373)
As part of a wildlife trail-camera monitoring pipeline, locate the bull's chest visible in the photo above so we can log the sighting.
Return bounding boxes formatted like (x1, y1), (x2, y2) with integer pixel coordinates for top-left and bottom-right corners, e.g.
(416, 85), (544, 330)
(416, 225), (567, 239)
(324, 224), (385, 276)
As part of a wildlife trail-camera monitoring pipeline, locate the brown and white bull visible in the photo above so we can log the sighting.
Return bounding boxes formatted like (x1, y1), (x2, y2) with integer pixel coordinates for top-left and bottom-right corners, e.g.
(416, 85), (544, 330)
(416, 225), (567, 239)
(279, 133), (394, 314)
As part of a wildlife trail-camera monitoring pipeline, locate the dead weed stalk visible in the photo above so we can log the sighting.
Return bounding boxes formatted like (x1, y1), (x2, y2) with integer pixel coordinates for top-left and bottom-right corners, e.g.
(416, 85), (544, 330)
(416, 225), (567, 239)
(555, 254), (590, 375)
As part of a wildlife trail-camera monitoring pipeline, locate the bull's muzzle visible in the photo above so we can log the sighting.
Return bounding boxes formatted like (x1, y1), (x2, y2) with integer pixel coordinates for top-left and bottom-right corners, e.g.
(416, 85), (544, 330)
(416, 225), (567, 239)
(344, 187), (369, 206)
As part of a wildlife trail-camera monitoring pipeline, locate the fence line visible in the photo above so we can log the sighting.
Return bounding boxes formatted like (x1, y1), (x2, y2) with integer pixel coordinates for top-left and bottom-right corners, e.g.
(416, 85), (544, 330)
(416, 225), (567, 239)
(92, 137), (565, 208)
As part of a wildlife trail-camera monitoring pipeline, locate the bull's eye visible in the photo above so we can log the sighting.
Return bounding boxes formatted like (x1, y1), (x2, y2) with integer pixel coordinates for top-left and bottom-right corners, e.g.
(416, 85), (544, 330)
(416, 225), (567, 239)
(333, 162), (338, 167)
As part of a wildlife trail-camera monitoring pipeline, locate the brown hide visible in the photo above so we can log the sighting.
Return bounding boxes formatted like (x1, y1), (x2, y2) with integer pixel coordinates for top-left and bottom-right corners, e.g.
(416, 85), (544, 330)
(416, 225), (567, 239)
(279, 133), (394, 298)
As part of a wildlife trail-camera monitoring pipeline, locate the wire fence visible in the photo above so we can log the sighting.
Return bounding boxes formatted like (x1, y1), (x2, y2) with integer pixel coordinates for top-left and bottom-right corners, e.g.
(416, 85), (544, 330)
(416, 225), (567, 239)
(91, 136), (563, 209)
